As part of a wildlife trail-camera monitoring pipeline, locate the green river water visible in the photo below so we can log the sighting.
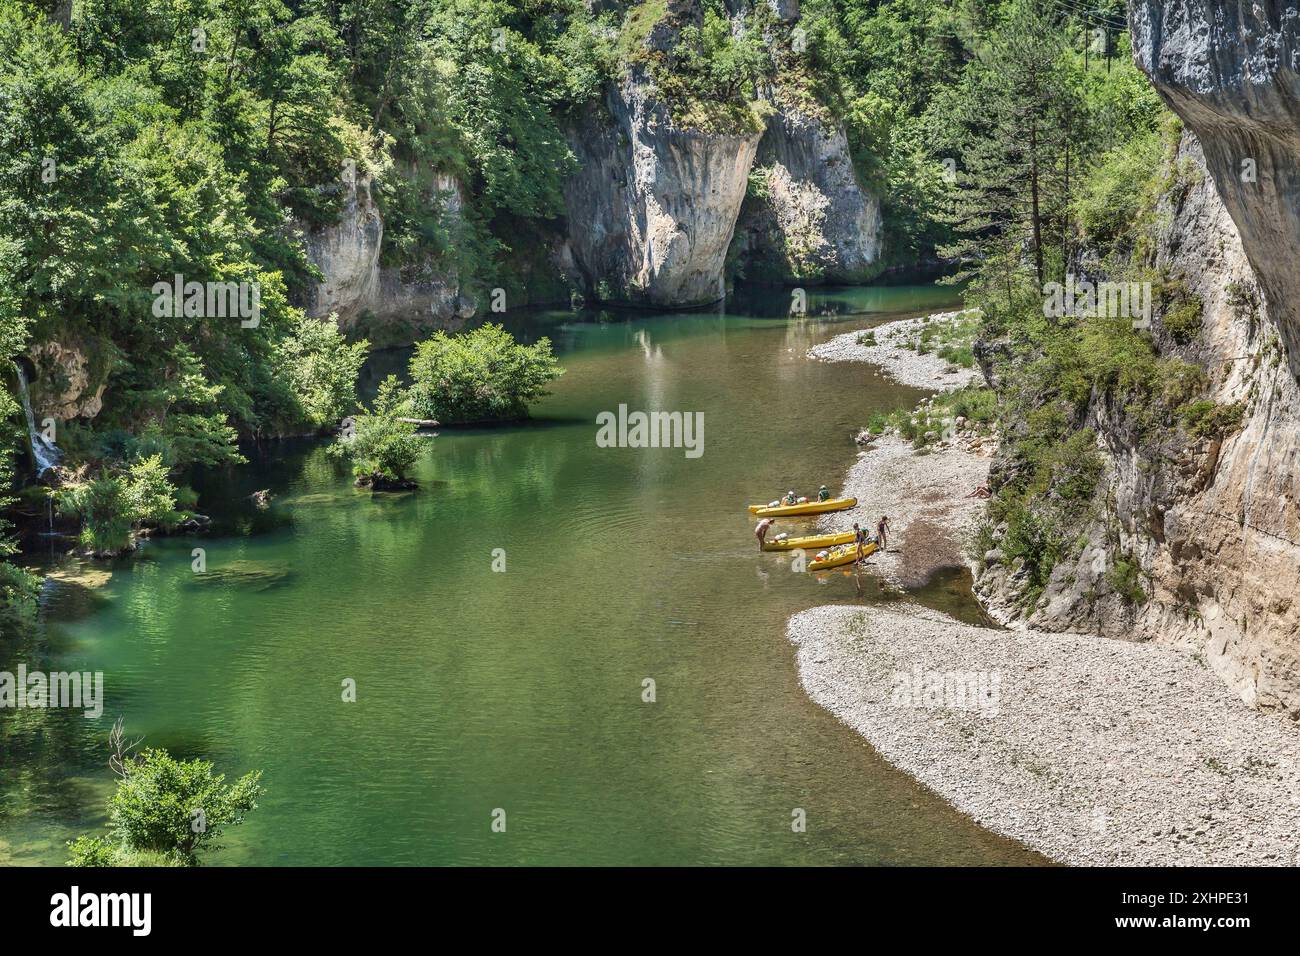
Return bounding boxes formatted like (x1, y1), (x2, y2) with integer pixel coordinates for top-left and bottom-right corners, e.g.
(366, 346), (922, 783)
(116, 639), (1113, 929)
(1, 284), (1044, 866)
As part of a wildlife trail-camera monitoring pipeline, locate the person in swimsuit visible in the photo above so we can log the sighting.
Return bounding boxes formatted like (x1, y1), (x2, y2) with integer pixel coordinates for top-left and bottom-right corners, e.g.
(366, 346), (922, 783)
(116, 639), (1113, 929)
(755, 517), (775, 550)
(876, 515), (891, 550)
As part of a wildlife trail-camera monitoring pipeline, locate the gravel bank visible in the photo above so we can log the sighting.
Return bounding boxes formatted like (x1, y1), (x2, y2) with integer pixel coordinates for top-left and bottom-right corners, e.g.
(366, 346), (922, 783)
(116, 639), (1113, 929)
(809, 310), (995, 588)
(788, 603), (1300, 865)
(823, 435), (992, 588)
(809, 310), (983, 391)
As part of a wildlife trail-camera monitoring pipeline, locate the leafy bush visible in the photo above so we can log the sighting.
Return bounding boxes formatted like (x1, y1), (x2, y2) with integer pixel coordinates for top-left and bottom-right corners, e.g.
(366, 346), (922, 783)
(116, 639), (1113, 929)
(1105, 555), (1148, 605)
(1180, 400), (1245, 441)
(655, 4), (770, 133)
(332, 376), (422, 484)
(56, 455), (181, 553)
(406, 323), (563, 424)
(124, 454), (178, 526)
(1072, 129), (1165, 254)
(65, 835), (117, 867)
(104, 749), (263, 866)
(1161, 290), (1203, 345)
(58, 472), (132, 555)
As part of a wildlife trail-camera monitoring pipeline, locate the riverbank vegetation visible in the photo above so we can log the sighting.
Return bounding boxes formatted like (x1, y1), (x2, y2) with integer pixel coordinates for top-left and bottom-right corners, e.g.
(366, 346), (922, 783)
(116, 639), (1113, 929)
(68, 724), (263, 866)
(331, 376), (422, 488)
(0, 0), (1226, 615)
(406, 324), (563, 425)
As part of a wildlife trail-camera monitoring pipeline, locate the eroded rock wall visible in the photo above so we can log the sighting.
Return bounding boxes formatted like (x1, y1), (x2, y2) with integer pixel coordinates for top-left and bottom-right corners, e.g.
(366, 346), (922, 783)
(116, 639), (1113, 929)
(732, 101), (883, 284)
(298, 171), (475, 342)
(1131, 0), (1300, 380)
(977, 3), (1300, 717)
(562, 71), (763, 307)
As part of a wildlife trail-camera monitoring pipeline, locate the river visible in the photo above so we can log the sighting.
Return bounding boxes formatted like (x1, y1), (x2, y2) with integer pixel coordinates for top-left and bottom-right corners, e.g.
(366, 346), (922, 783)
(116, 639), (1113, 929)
(0, 283), (1045, 865)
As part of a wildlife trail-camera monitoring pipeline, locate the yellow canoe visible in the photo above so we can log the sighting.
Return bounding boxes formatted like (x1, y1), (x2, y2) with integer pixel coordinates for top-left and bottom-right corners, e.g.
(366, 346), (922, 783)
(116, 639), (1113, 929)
(749, 496), (857, 517)
(762, 530), (856, 552)
(808, 541), (878, 572)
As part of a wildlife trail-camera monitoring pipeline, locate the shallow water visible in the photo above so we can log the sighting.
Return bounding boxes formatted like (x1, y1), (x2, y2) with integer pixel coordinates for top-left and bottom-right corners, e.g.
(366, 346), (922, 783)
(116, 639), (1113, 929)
(1, 284), (1045, 865)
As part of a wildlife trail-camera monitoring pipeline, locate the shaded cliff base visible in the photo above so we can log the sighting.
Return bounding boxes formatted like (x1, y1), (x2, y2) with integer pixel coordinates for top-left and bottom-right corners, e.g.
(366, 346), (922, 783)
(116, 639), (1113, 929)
(789, 604), (1300, 865)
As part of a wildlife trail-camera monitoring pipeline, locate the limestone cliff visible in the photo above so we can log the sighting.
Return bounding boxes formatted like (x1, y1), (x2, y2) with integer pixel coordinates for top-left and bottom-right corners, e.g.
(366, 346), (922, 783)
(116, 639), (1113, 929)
(26, 339), (112, 421)
(978, 2), (1300, 718)
(561, 0), (881, 305)
(298, 171), (476, 344)
(1131, 0), (1300, 380)
(731, 100), (883, 284)
(562, 69), (762, 307)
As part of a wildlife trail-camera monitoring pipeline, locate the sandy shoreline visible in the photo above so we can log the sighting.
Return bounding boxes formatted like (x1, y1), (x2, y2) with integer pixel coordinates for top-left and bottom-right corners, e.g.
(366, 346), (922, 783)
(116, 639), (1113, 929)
(794, 310), (1300, 864)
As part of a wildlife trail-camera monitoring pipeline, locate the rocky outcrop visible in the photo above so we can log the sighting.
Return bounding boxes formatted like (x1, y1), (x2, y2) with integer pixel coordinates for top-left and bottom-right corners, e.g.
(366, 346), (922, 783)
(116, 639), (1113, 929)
(299, 171), (475, 342)
(976, 1), (1300, 717)
(562, 71), (762, 307)
(27, 339), (111, 420)
(732, 102), (883, 284)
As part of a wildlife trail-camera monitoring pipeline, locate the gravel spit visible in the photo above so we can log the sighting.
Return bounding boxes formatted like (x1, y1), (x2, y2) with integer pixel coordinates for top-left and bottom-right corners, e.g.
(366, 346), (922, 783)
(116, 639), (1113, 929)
(809, 310), (983, 391)
(788, 603), (1300, 865)
(823, 434), (992, 588)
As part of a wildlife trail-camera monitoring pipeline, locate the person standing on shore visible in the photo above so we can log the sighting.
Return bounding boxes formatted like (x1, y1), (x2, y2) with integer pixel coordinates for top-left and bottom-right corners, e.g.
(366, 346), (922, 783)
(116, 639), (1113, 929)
(876, 515), (891, 550)
(853, 522), (867, 562)
(755, 517), (775, 550)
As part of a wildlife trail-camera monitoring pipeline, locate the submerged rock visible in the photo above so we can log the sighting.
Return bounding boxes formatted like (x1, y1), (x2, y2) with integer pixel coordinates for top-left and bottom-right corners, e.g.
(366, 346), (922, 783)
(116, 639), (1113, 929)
(187, 562), (294, 592)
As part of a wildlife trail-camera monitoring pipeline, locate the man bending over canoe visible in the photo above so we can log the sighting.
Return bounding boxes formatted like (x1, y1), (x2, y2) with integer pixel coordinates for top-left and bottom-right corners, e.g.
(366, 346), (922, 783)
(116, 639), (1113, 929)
(755, 517), (775, 550)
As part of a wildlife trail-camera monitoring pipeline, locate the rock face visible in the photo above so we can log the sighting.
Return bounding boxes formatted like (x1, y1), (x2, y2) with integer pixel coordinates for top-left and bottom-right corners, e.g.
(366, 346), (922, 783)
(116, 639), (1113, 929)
(27, 340), (109, 420)
(1124, 3), (1300, 715)
(562, 72), (762, 307)
(299, 171), (475, 341)
(1131, 1), (1300, 381)
(976, 130), (1300, 717)
(732, 102), (883, 284)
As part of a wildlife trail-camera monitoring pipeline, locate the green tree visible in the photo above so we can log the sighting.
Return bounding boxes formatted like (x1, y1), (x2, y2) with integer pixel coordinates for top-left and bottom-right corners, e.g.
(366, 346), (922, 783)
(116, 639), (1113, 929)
(406, 323), (563, 424)
(276, 314), (370, 430)
(936, 0), (1083, 295)
(105, 748), (263, 865)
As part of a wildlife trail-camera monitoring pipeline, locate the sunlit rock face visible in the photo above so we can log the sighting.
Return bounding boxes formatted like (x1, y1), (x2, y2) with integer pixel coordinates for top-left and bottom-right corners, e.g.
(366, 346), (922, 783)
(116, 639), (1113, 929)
(28, 340), (108, 420)
(732, 102), (883, 285)
(299, 172), (474, 342)
(563, 71), (763, 308)
(1131, 0), (1300, 379)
